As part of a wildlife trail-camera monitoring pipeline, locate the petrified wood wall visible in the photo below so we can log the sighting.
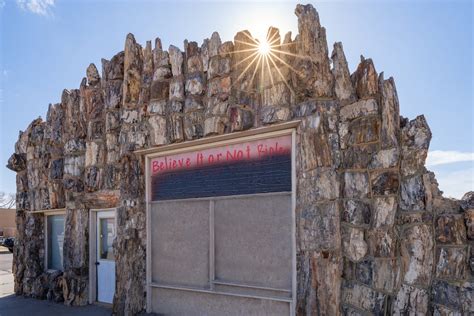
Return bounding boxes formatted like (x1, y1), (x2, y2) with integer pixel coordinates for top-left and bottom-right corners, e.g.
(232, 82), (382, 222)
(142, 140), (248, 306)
(7, 3), (472, 315)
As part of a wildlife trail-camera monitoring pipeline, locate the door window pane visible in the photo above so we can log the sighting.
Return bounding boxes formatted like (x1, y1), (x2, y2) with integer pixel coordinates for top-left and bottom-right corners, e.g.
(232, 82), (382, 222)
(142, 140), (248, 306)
(47, 215), (64, 270)
(99, 218), (115, 260)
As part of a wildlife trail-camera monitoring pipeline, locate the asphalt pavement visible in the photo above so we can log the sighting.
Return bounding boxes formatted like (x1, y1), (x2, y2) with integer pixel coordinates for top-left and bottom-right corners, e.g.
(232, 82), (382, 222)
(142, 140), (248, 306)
(0, 247), (111, 315)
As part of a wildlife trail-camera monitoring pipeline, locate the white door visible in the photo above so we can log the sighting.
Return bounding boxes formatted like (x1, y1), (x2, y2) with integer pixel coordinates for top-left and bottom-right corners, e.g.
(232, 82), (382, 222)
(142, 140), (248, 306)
(96, 210), (116, 304)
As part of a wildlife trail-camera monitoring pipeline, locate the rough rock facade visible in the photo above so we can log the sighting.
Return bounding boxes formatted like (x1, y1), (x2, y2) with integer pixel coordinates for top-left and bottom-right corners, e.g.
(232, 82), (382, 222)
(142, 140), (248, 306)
(6, 3), (473, 315)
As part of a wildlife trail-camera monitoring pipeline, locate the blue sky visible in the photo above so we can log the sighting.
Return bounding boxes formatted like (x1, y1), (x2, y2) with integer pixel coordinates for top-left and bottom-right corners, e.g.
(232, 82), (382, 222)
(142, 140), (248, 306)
(0, 0), (472, 198)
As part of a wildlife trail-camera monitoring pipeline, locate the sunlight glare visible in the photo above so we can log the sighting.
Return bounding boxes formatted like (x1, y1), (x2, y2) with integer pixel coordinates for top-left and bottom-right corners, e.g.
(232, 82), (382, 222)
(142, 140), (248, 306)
(258, 40), (271, 55)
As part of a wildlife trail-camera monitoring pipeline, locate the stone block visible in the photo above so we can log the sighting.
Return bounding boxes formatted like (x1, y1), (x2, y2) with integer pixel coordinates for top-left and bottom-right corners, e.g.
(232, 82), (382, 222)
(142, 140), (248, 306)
(102, 51), (124, 81)
(203, 116), (226, 136)
(184, 97), (204, 113)
(260, 105), (292, 124)
(207, 76), (231, 99)
(298, 169), (339, 204)
(400, 175), (425, 211)
(121, 109), (139, 124)
(169, 77), (184, 101)
(297, 250), (341, 316)
(205, 97), (228, 116)
(340, 99), (378, 121)
(293, 99), (338, 118)
(207, 55), (231, 79)
(7, 153), (27, 172)
(341, 143), (377, 169)
(64, 156), (85, 177)
(367, 228), (396, 257)
(380, 77), (400, 148)
(351, 57), (378, 99)
(185, 73), (205, 96)
(370, 170), (399, 196)
(184, 111), (204, 140)
(149, 99), (168, 115)
(84, 166), (102, 192)
(431, 280), (462, 311)
(152, 67), (171, 81)
(229, 106), (254, 132)
(341, 199), (371, 226)
(369, 148), (399, 169)
(435, 247), (467, 280)
(466, 209), (474, 240)
(103, 165), (120, 190)
(344, 172), (369, 199)
(342, 226), (367, 262)
(262, 82), (290, 107)
(392, 284), (429, 315)
(372, 196), (397, 228)
(87, 120), (104, 140)
(354, 258), (399, 292)
(49, 159), (64, 180)
(169, 45), (183, 76)
(186, 55), (203, 73)
(346, 116), (380, 145)
(169, 100), (183, 113)
(299, 201), (340, 251)
(105, 111), (120, 132)
(435, 214), (467, 245)
(16, 172), (28, 192)
(48, 181), (64, 209)
(331, 42), (356, 102)
(150, 80), (170, 100)
(85, 142), (105, 167)
(342, 282), (385, 314)
(148, 115), (167, 146)
(400, 224), (433, 286)
(167, 113), (184, 143)
(62, 178), (84, 193)
(298, 120), (333, 170)
(64, 139), (86, 155)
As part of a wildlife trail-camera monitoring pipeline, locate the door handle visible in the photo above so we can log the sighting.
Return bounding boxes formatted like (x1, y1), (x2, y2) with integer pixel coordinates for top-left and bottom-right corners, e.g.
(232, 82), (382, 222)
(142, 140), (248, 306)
(95, 262), (100, 265)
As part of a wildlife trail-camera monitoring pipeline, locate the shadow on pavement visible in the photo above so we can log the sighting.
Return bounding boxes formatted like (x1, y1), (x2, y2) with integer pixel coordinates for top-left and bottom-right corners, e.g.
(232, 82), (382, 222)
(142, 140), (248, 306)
(0, 295), (112, 316)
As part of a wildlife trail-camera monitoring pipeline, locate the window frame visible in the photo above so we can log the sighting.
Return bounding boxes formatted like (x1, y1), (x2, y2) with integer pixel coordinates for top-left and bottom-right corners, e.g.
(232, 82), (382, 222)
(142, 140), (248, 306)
(140, 122), (299, 315)
(43, 209), (66, 272)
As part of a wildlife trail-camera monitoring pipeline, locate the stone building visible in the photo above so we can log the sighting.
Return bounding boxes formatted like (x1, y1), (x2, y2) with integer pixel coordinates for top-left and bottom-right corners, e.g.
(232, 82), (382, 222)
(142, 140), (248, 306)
(6, 3), (473, 315)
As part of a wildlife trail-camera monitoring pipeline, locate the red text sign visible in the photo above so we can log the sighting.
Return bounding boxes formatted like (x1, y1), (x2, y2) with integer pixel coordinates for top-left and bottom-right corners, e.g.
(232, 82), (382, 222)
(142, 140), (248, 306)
(151, 135), (292, 175)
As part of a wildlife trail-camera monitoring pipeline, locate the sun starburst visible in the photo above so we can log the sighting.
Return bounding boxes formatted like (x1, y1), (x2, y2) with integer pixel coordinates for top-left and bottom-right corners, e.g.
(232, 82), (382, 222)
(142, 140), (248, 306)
(229, 28), (304, 95)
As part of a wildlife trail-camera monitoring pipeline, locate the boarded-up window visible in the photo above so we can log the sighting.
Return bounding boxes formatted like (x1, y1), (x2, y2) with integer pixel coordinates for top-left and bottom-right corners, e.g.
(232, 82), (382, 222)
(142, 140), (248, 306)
(148, 133), (294, 315)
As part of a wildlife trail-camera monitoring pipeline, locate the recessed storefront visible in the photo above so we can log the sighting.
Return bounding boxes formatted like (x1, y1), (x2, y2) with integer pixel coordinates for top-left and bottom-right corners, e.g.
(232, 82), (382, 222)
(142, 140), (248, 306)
(143, 127), (296, 315)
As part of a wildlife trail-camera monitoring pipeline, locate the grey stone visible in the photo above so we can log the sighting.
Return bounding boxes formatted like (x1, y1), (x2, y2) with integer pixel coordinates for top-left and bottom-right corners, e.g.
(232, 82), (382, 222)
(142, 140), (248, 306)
(372, 196), (397, 228)
(185, 73), (205, 95)
(342, 282), (385, 314)
(435, 247), (467, 280)
(393, 284), (429, 315)
(331, 42), (356, 102)
(342, 200), (371, 226)
(344, 172), (369, 199)
(351, 56), (378, 98)
(370, 170), (399, 196)
(342, 226), (367, 262)
(299, 201), (340, 251)
(340, 99), (378, 121)
(168, 45), (183, 76)
(400, 175), (425, 211)
(401, 224), (434, 286)
(229, 106), (254, 132)
(86, 63), (100, 86)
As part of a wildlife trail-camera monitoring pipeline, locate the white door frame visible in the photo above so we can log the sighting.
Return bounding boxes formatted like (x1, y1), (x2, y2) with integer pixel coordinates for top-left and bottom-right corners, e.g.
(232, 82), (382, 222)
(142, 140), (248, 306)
(89, 208), (117, 305)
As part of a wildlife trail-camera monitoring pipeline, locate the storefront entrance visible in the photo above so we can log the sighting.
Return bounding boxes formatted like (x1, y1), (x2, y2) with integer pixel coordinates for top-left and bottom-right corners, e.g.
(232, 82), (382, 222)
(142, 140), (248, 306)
(144, 127), (296, 315)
